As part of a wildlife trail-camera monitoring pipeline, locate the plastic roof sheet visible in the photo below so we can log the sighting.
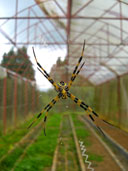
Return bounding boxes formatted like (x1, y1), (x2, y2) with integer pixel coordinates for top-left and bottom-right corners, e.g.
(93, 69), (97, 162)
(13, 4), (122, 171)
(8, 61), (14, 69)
(0, 0), (128, 85)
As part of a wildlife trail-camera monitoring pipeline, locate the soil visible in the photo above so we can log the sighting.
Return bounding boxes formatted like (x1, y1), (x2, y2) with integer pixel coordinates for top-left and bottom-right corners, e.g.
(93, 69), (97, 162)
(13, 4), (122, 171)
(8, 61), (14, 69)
(97, 117), (128, 151)
(79, 116), (121, 171)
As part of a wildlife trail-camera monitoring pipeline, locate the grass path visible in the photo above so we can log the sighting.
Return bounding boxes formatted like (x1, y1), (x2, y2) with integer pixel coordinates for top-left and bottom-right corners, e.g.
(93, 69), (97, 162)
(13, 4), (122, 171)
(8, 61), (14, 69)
(0, 112), (104, 171)
(0, 113), (62, 171)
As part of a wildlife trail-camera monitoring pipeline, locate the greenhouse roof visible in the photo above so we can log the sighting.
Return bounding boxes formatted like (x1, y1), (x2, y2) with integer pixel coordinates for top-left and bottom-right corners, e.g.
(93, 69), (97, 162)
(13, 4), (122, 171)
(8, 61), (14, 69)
(0, 0), (128, 86)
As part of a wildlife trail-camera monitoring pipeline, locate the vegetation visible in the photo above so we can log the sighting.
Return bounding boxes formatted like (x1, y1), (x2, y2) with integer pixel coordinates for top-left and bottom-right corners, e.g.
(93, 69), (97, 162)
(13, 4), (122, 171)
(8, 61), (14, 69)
(1, 47), (35, 80)
(56, 57), (66, 67)
(0, 113), (62, 171)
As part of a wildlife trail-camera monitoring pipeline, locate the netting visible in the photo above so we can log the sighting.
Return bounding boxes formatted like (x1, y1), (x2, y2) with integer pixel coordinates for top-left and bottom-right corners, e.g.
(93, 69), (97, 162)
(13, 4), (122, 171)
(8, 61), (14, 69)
(0, 67), (41, 135)
(45, 73), (128, 133)
(94, 74), (128, 132)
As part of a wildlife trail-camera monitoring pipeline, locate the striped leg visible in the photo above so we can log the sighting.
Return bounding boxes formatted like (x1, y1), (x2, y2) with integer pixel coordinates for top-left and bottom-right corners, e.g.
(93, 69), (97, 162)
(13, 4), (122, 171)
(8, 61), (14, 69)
(66, 92), (108, 136)
(32, 47), (59, 91)
(28, 93), (62, 130)
(68, 62), (85, 89)
(37, 67), (58, 93)
(68, 40), (85, 89)
(86, 110), (105, 136)
(43, 93), (62, 135)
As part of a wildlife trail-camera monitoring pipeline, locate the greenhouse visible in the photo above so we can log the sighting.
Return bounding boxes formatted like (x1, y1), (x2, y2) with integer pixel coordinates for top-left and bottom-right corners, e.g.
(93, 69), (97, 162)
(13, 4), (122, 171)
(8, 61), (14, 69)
(0, 0), (128, 170)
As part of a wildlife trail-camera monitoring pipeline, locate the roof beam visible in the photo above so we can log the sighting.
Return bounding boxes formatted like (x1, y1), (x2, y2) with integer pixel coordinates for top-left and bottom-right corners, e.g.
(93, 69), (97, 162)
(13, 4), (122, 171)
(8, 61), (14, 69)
(1, 16), (128, 20)
(71, 1), (118, 42)
(4, 42), (128, 46)
(72, 0), (93, 17)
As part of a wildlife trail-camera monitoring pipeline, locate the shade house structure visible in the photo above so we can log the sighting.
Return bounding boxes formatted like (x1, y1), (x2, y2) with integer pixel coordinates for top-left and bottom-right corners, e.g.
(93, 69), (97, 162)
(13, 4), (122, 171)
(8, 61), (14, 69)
(0, 0), (128, 170)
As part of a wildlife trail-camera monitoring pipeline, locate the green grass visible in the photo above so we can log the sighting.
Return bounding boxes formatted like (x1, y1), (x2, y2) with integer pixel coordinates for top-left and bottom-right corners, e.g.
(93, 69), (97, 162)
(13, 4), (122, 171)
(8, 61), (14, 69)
(71, 112), (86, 127)
(0, 119), (30, 159)
(0, 147), (24, 171)
(0, 112), (57, 159)
(0, 113), (62, 171)
(88, 153), (103, 162)
(0, 112), (104, 170)
(71, 113), (91, 146)
(12, 113), (61, 171)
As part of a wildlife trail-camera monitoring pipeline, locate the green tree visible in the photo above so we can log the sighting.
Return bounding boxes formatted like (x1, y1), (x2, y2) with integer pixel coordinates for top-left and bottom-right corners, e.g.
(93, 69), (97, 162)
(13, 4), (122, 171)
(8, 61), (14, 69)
(1, 47), (35, 80)
(56, 57), (66, 67)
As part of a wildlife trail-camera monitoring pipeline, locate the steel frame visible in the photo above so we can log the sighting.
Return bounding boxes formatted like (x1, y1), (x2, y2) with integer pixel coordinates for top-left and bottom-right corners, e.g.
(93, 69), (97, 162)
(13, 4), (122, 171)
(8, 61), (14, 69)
(0, 0), (128, 85)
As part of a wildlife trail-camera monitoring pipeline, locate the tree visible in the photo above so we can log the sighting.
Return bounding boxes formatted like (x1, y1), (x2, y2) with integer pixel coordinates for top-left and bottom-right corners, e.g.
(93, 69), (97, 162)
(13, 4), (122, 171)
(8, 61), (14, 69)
(1, 47), (35, 80)
(56, 57), (66, 67)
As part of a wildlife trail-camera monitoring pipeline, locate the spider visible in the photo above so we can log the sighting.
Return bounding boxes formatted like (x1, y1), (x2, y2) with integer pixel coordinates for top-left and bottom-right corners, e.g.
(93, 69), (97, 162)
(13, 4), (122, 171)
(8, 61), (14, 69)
(28, 40), (111, 136)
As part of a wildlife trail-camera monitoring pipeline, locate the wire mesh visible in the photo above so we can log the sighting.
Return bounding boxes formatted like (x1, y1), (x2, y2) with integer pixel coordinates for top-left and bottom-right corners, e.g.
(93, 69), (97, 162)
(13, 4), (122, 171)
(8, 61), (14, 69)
(94, 74), (128, 132)
(0, 69), (41, 135)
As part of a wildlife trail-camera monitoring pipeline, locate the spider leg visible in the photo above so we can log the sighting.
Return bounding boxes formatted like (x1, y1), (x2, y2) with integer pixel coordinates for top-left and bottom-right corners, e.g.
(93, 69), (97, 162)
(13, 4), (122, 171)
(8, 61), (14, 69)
(37, 67), (46, 78)
(37, 67), (58, 92)
(66, 92), (109, 136)
(86, 110), (105, 136)
(68, 61), (85, 89)
(43, 93), (62, 135)
(67, 92), (99, 117)
(68, 40), (85, 89)
(32, 47), (59, 91)
(28, 93), (62, 129)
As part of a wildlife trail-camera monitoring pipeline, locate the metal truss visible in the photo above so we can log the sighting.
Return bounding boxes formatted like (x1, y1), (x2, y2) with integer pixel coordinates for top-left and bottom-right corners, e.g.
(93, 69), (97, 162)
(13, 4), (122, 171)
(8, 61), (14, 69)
(0, 0), (128, 85)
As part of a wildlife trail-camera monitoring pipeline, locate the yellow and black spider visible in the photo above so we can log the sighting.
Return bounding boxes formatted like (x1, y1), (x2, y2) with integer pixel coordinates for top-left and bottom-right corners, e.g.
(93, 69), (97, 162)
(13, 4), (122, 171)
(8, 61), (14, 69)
(28, 40), (112, 136)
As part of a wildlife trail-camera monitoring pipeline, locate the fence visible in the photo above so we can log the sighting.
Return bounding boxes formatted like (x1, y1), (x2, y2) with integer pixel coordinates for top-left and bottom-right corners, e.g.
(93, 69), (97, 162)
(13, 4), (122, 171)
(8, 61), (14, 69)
(48, 72), (128, 132)
(40, 73), (128, 132)
(94, 74), (128, 132)
(1, 64), (127, 135)
(0, 66), (41, 135)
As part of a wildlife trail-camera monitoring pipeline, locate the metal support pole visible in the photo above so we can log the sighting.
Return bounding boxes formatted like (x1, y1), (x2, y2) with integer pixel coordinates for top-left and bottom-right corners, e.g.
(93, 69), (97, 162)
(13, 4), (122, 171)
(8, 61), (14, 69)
(119, 1), (123, 43)
(117, 76), (121, 126)
(107, 82), (110, 117)
(100, 85), (103, 114)
(24, 80), (28, 117)
(14, 0), (18, 44)
(3, 77), (7, 135)
(36, 89), (39, 110)
(27, 8), (30, 44)
(66, 0), (72, 83)
(32, 84), (35, 112)
(14, 76), (18, 128)
(107, 24), (110, 56)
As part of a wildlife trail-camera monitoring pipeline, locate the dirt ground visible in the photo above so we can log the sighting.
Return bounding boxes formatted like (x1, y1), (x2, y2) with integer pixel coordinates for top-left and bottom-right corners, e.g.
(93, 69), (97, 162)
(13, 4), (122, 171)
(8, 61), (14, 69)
(97, 118), (128, 151)
(79, 116), (121, 171)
